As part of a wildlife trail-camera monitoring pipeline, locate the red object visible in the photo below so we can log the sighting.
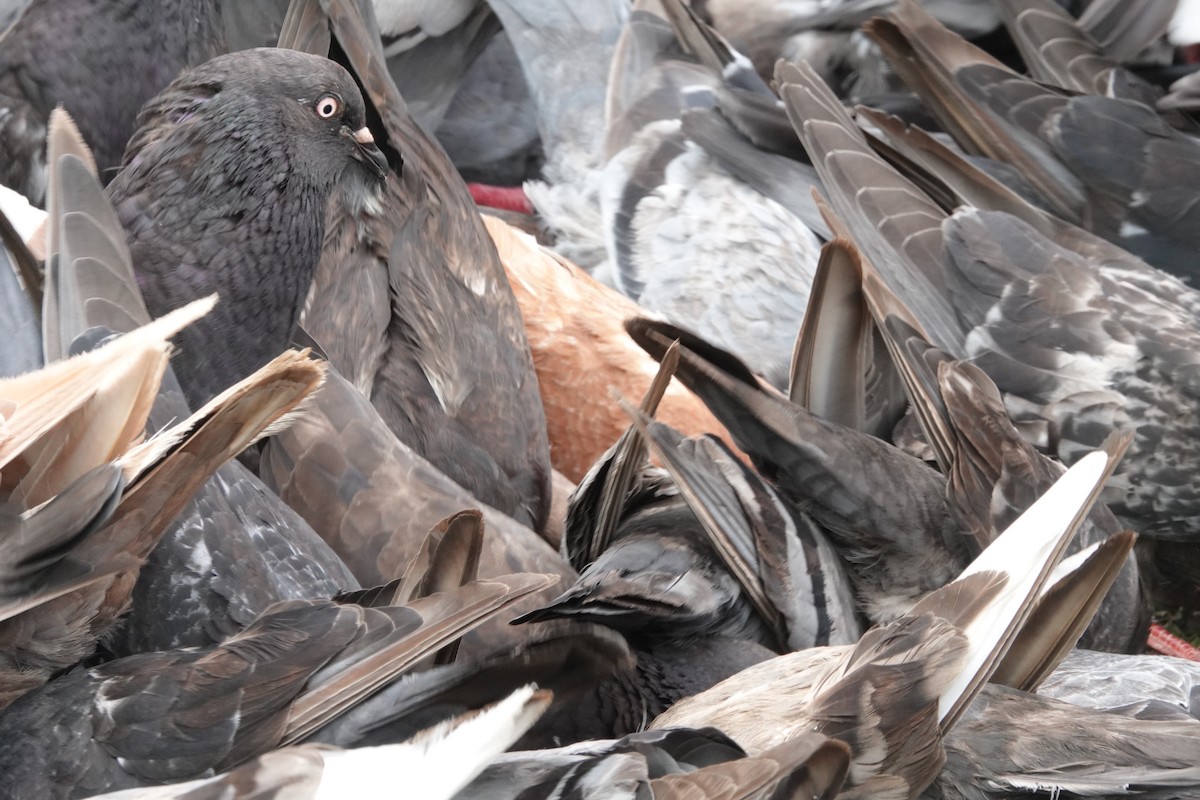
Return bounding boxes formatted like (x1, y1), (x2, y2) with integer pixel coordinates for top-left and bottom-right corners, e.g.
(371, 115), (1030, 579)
(468, 183), (534, 215)
(1181, 44), (1200, 64)
(1147, 622), (1200, 661)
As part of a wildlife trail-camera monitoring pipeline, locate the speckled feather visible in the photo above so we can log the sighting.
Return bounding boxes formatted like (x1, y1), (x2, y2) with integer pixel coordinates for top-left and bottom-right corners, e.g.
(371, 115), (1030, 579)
(777, 56), (1200, 543)
(0, 577), (550, 799)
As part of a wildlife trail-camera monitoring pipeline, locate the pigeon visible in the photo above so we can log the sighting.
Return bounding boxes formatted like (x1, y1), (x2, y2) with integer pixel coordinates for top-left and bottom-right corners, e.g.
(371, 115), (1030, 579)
(36, 109), (362, 656)
(484, 0), (630, 271)
(0, 299), (328, 710)
(600, 1), (825, 388)
(652, 442), (1125, 797)
(435, 29), (542, 187)
(698, 0), (1002, 95)
(0, 0), (226, 204)
(775, 52), (1200, 629)
(1038, 647), (1200, 721)
(282, 0), (554, 534)
(628, 320), (972, 626)
(628, 314), (1145, 654)
(258, 366), (573, 656)
(0, 576), (551, 799)
(87, 686), (554, 800)
(788, 231), (1144, 653)
(864, 0), (1200, 279)
(108, 46), (388, 411)
(989, 0), (1171, 99)
(503, 352), (857, 745)
(934, 682), (1200, 799)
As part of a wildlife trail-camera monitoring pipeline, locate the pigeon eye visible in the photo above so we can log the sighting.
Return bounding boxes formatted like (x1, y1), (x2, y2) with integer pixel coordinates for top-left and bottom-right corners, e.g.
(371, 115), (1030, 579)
(314, 95), (341, 119)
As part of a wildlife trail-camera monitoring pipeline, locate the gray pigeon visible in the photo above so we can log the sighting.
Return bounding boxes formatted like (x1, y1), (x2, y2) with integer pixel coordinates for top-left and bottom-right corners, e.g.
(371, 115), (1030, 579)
(37, 105), (361, 657)
(0, 0), (226, 204)
(107, 47), (388, 410)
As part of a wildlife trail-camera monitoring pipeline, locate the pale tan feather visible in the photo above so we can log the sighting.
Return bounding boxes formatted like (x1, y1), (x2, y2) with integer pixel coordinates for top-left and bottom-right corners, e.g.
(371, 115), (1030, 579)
(0, 297), (215, 502)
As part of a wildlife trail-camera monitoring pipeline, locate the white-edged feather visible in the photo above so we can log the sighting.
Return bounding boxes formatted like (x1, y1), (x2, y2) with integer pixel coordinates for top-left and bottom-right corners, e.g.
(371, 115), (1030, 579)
(314, 684), (551, 800)
(916, 448), (1115, 725)
(0, 184), (47, 252)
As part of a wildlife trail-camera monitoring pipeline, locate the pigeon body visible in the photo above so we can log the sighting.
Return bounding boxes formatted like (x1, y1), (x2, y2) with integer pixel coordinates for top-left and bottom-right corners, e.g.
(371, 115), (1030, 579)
(287, 0), (553, 533)
(0, 0), (225, 203)
(35, 109), (362, 657)
(1039, 648), (1200, 721)
(0, 577), (548, 799)
(601, 4), (825, 388)
(109, 47), (387, 409)
(935, 682), (1200, 799)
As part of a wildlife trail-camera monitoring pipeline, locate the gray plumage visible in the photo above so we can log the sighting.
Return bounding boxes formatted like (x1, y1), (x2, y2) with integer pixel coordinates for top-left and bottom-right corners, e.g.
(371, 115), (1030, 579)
(484, 0), (629, 269)
(1039, 648), (1200, 721)
(0, 239), (40, 377)
(0, 0), (29, 31)
(516, 484), (780, 743)
(39, 109), (361, 656)
(601, 4), (824, 388)
(521, 515), (775, 644)
(0, 0), (225, 203)
(0, 577), (548, 799)
(108, 423), (360, 653)
(627, 418), (863, 650)
(777, 52), (1200, 548)
(435, 29), (542, 185)
(459, 727), (850, 800)
(931, 683), (1200, 799)
(109, 47), (387, 410)
(628, 320), (970, 626)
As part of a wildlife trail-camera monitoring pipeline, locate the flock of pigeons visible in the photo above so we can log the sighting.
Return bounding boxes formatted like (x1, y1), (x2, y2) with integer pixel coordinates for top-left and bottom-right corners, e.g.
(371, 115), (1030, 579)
(2, 0), (1200, 797)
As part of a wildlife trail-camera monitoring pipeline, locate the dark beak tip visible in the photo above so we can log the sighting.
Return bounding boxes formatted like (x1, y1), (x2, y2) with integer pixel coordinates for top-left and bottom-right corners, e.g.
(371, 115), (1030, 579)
(358, 143), (389, 180)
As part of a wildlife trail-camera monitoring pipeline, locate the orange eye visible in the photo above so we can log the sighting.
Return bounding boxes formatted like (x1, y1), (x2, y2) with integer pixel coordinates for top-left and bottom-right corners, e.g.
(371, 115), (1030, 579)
(315, 95), (341, 119)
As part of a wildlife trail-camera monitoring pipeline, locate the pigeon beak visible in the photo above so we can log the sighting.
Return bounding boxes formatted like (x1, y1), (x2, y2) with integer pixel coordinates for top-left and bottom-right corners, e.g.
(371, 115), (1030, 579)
(349, 126), (389, 180)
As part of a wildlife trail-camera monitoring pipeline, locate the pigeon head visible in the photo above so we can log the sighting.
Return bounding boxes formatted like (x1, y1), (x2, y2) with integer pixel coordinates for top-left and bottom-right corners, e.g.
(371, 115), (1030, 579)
(122, 47), (388, 187)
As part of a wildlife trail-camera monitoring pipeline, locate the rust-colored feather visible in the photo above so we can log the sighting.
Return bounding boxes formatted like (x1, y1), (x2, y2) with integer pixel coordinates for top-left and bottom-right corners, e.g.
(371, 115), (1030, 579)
(484, 213), (746, 482)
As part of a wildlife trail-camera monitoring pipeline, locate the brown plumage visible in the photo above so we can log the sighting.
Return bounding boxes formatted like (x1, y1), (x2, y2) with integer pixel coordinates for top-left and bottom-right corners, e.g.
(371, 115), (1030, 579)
(287, 0), (553, 534)
(0, 302), (190, 505)
(259, 366), (573, 655)
(0, 575), (553, 797)
(483, 212), (746, 482)
(649, 733), (851, 800)
(864, 0), (1200, 282)
(989, 0), (1162, 100)
(652, 616), (967, 799)
(789, 237), (908, 442)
